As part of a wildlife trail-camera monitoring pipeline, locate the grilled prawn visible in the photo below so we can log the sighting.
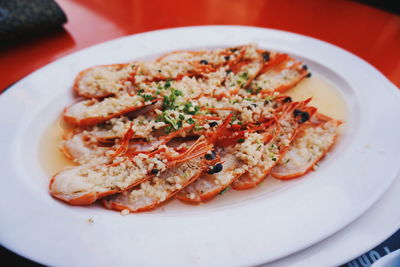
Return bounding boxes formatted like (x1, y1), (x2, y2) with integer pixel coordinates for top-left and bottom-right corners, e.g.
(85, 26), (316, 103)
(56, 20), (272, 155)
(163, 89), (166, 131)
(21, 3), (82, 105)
(231, 100), (317, 190)
(63, 93), (160, 126)
(250, 53), (310, 94)
(103, 145), (212, 212)
(175, 116), (278, 203)
(73, 45), (250, 99)
(50, 131), (211, 205)
(102, 113), (232, 211)
(73, 64), (132, 98)
(270, 113), (342, 179)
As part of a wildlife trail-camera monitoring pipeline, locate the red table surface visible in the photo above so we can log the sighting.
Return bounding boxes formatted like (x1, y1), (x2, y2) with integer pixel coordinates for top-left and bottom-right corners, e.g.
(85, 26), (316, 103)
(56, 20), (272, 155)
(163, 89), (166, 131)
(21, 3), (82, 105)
(0, 0), (399, 92)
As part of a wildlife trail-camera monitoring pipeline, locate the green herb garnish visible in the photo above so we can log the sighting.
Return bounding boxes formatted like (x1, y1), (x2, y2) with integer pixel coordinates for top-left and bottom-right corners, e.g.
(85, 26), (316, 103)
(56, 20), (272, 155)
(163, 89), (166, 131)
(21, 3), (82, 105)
(164, 79), (171, 89)
(164, 125), (174, 134)
(219, 186), (231, 195)
(173, 89), (183, 96)
(137, 89), (156, 102)
(142, 94), (155, 101)
(186, 118), (195, 125)
(183, 102), (200, 115)
(237, 72), (249, 88)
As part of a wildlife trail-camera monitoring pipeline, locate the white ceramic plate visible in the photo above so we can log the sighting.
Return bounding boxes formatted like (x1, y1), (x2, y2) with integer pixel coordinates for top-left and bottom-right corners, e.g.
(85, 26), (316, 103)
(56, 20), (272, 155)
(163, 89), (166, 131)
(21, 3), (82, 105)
(1, 26), (400, 266)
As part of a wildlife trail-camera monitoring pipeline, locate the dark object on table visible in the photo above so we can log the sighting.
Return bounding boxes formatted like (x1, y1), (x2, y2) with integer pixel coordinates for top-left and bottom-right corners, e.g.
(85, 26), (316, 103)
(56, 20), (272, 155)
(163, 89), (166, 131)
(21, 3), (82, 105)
(0, 0), (67, 43)
(1, 246), (44, 266)
(352, 0), (400, 14)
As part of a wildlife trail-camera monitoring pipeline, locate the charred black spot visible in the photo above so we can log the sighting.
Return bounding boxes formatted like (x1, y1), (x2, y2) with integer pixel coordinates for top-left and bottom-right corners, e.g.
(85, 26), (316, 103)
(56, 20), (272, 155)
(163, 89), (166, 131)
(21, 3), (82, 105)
(306, 72), (312, 78)
(205, 151), (216, 160)
(207, 163), (223, 174)
(283, 96), (292, 103)
(303, 65), (308, 70)
(151, 169), (159, 174)
(213, 163), (223, 173)
(200, 60), (208, 65)
(294, 109), (310, 123)
(224, 55), (230, 61)
(300, 111), (310, 123)
(262, 52), (270, 61)
(208, 121), (218, 127)
(293, 109), (302, 117)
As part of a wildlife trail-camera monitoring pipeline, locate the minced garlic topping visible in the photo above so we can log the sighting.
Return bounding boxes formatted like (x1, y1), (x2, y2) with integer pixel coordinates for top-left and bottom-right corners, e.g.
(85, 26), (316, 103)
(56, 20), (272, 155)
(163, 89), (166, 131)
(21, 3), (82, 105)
(52, 43), (339, 213)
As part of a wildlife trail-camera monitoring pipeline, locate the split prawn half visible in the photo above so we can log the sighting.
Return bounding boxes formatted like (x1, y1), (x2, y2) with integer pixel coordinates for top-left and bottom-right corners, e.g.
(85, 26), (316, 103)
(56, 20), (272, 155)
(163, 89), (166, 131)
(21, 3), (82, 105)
(249, 52), (310, 94)
(60, 113), (165, 164)
(73, 45), (251, 99)
(156, 44), (251, 65)
(102, 149), (212, 213)
(63, 93), (160, 126)
(175, 113), (282, 203)
(270, 113), (342, 179)
(50, 124), (209, 205)
(73, 64), (132, 98)
(101, 114), (232, 212)
(174, 148), (246, 203)
(61, 113), (224, 165)
(231, 99), (317, 190)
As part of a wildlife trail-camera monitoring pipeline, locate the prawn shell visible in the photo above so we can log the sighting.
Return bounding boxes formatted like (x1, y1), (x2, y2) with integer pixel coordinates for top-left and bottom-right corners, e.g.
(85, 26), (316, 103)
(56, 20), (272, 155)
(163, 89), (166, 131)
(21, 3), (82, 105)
(271, 114), (342, 180)
(103, 147), (213, 212)
(231, 103), (317, 190)
(175, 175), (241, 204)
(73, 64), (131, 98)
(270, 137), (338, 180)
(63, 99), (156, 127)
(103, 167), (206, 212)
(49, 171), (152, 206)
(252, 53), (310, 94)
(176, 153), (244, 204)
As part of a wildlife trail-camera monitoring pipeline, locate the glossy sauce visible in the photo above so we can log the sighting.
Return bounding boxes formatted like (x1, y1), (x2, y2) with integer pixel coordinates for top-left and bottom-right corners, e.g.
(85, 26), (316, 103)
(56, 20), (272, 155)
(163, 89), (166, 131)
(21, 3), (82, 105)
(39, 119), (75, 176)
(286, 75), (347, 122)
(40, 75), (347, 176)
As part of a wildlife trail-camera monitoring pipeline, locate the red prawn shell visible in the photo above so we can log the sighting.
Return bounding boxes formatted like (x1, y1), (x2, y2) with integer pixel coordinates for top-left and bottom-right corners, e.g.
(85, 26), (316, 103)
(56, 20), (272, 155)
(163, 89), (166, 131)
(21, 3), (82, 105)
(73, 64), (131, 98)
